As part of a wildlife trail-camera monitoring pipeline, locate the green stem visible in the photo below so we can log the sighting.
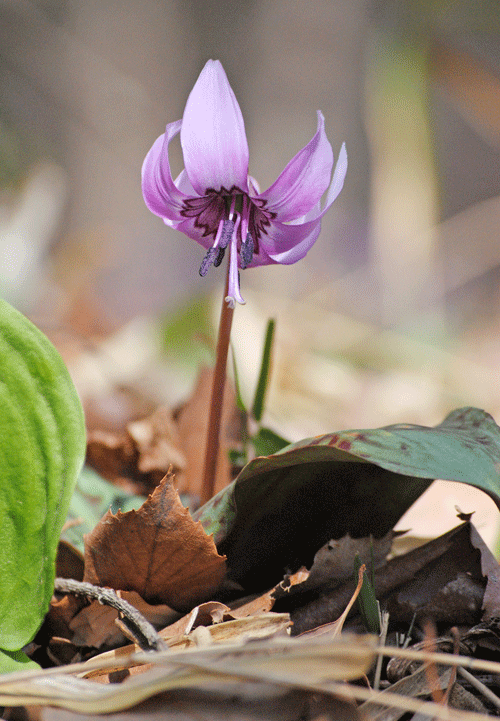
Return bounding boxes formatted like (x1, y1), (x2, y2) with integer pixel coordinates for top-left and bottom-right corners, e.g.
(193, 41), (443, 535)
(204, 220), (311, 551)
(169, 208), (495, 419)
(200, 266), (234, 505)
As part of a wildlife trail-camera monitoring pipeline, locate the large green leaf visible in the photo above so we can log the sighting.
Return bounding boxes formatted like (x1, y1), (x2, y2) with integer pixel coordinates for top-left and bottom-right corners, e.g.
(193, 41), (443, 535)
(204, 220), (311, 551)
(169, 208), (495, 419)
(0, 649), (40, 674)
(0, 300), (86, 651)
(195, 408), (500, 591)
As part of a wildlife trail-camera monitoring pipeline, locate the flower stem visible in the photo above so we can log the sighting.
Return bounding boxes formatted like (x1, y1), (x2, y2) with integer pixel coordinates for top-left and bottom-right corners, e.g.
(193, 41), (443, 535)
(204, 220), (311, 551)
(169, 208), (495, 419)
(200, 268), (234, 506)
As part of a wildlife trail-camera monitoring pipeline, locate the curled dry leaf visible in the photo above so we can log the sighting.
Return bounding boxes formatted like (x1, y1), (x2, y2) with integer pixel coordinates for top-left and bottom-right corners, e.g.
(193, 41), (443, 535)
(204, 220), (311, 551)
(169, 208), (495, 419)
(83, 611), (293, 681)
(127, 406), (186, 477)
(84, 472), (227, 611)
(0, 636), (376, 715)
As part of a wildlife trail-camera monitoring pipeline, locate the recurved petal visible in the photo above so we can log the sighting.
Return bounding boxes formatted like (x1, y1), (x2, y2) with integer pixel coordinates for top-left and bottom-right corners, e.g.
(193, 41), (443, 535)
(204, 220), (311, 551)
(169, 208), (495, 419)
(253, 216), (323, 267)
(289, 142), (348, 225)
(141, 119), (187, 221)
(257, 143), (347, 265)
(260, 111), (333, 223)
(181, 60), (249, 195)
(322, 142), (348, 213)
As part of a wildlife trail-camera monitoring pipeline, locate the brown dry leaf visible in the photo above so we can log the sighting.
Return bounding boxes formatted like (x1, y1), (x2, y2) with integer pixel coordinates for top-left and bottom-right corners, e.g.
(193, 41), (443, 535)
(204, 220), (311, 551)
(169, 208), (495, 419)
(70, 602), (125, 648)
(118, 592), (179, 628)
(0, 635), (378, 713)
(176, 367), (241, 497)
(84, 471), (227, 611)
(469, 523), (500, 620)
(67, 592), (178, 649)
(81, 612), (293, 680)
(288, 521), (488, 635)
(126, 406), (186, 478)
(56, 541), (85, 581)
(229, 568), (311, 618)
(384, 522), (486, 626)
(86, 429), (138, 486)
(230, 590), (276, 617)
(49, 596), (85, 641)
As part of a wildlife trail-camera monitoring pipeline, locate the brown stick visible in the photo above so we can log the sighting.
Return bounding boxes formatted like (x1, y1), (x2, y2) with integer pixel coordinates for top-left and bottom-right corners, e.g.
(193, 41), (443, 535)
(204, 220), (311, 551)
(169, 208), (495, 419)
(54, 578), (167, 651)
(200, 269), (234, 505)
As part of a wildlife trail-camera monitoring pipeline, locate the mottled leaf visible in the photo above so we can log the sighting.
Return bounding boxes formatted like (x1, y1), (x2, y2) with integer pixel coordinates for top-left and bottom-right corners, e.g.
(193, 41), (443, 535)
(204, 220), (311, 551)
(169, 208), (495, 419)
(195, 408), (500, 591)
(84, 472), (226, 611)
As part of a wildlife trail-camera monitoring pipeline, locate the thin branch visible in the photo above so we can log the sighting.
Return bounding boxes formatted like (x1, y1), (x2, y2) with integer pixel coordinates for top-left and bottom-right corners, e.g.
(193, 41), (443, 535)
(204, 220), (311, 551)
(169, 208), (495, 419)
(54, 578), (167, 652)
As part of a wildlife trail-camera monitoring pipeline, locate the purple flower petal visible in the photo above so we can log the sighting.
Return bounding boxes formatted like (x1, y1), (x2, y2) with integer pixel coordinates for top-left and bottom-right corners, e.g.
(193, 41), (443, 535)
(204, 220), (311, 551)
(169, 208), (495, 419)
(256, 217), (323, 266)
(249, 145), (347, 267)
(322, 142), (348, 215)
(169, 217), (216, 251)
(259, 112), (333, 222)
(141, 120), (187, 221)
(181, 60), (249, 195)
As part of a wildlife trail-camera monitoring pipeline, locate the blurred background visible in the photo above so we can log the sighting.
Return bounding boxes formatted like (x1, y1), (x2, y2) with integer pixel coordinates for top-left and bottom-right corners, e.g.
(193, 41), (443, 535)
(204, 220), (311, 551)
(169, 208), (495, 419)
(2, 0), (500, 540)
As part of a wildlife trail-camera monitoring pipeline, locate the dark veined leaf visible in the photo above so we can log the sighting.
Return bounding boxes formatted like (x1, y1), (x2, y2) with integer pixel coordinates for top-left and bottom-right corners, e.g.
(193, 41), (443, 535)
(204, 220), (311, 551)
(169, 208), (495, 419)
(195, 408), (500, 591)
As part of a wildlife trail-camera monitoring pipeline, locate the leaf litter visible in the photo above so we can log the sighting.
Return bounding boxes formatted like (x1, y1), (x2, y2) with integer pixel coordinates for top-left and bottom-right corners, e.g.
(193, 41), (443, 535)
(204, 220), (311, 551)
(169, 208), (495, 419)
(9, 404), (500, 720)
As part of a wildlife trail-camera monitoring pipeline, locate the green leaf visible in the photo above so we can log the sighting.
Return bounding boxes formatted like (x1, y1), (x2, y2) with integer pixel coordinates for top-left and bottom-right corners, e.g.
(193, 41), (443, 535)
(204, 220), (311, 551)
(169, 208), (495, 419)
(0, 300), (86, 651)
(0, 649), (40, 674)
(251, 318), (275, 422)
(252, 427), (290, 457)
(195, 407), (500, 592)
(354, 554), (380, 635)
(64, 466), (146, 553)
(230, 345), (247, 414)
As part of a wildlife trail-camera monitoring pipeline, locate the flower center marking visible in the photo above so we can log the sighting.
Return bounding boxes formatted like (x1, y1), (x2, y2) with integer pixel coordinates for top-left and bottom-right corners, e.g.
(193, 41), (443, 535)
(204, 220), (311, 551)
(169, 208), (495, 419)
(181, 186), (274, 280)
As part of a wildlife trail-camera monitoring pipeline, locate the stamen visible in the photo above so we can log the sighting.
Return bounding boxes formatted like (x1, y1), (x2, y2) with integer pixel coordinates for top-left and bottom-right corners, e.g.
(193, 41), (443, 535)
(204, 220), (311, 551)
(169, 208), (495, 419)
(219, 219), (235, 250)
(199, 247), (218, 276)
(240, 233), (254, 269)
(214, 247), (226, 267)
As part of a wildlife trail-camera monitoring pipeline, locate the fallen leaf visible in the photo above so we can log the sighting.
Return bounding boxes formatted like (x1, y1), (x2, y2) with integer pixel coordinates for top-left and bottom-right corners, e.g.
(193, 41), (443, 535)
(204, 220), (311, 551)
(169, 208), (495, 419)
(286, 521), (488, 635)
(88, 612), (293, 676)
(383, 522), (487, 626)
(469, 523), (500, 620)
(67, 592), (178, 649)
(0, 635), (377, 713)
(56, 541), (85, 581)
(86, 430), (138, 486)
(84, 471), (227, 611)
(70, 602), (123, 649)
(127, 406), (186, 478)
(229, 590), (276, 617)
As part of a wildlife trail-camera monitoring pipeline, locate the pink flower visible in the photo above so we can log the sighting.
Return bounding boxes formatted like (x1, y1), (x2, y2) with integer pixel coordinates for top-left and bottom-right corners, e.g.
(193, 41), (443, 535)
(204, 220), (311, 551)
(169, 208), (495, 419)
(142, 60), (347, 307)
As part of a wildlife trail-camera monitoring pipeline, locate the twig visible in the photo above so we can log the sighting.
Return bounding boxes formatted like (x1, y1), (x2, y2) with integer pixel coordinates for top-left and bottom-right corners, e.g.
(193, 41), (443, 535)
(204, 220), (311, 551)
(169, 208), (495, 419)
(54, 578), (167, 652)
(458, 668), (500, 712)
